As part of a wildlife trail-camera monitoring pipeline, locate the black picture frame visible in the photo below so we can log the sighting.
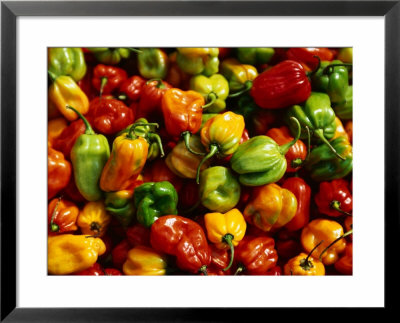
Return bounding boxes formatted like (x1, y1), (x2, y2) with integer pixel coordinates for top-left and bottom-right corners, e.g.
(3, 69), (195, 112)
(1, 1), (399, 321)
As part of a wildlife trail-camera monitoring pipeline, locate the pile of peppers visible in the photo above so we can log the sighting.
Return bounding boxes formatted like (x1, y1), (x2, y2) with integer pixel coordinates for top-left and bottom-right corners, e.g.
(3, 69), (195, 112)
(47, 47), (353, 276)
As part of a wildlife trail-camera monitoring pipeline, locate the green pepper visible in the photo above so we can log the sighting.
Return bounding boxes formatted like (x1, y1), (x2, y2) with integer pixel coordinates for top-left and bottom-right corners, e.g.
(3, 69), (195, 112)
(220, 58), (258, 95)
(88, 47), (132, 65)
(230, 117), (301, 186)
(236, 48), (275, 65)
(104, 190), (136, 227)
(287, 92), (344, 160)
(333, 85), (352, 120)
(305, 136), (353, 181)
(134, 181), (178, 228)
(176, 48), (219, 76)
(137, 48), (168, 80)
(198, 113), (218, 133)
(189, 74), (229, 113)
(231, 94), (261, 126)
(199, 166), (241, 213)
(68, 106), (110, 201)
(48, 47), (87, 82)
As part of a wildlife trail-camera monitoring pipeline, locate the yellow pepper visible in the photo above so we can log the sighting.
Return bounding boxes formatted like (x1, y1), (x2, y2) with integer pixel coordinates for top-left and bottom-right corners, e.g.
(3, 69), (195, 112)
(48, 74), (89, 121)
(123, 245), (167, 275)
(332, 116), (349, 141)
(48, 234), (106, 275)
(48, 117), (68, 147)
(243, 183), (298, 232)
(220, 58), (258, 95)
(204, 208), (247, 271)
(301, 219), (346, 266)
(77, 201), (112, 237)
(283, 252), (325, 276)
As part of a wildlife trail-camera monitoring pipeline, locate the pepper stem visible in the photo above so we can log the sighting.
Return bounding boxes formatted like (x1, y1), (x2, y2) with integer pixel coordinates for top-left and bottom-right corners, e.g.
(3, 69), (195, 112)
(323, 63), (353, 75)
(117, 93), (127, 101)
(128, 48), (143, 54)
(306, 55), (321, 77)
(319, 229), (353, 261)
(222, 234), (235, 271)
(148, 133), (165, 158)
(202, 92), (217, 109)
(50, 196), (62, 232)
(314, 129), (345, 160)
(182, 131), (205, 156)
(301, 240), (324, 271)
(67, 105), (94, 135)
(47, 70), (57, 83)
(146, 78), (165, 89)
(99, 77), (108, 98)
(291, 125), (311, 168)
(128, 122), (159, 139)
(279, 117), (301, 155)
(234, 264), (245, 275)
(196, 144), (219, 184)
(228, 80), (253, 98)
(198, 265), (208, 276)
(330, 200), (352, 216)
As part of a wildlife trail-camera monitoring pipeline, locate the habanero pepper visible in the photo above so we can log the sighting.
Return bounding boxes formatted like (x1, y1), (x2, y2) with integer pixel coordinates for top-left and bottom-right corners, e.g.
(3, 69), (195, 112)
(236, 48), (275, 66)
(48, 145), (71, 200)
(48, 47), (87, 82)
(207, 244), (231, 275)
(150, 215), (211, 275)
(117, 75), (146, 103)
(283, 251), (325, 276)
(314, 179), (353, 217)
(176, 48), (219, 76)
(286, 47), (334, 71)
(123, 245), (168, 276)
(111, 239), (131, 270)
(143, 158), (183, 193)
(48, 117), (68, 147)
(332, 116), (349, 141)
(334, 242), (352, 275)
(333, 85), (352, 121)
(137, 79), (172, 119)
(104, 188), (136, 227)
(48, 196), (79, 234)
(77, 201), (112, 238)
(92, 64), (128, 96)
(126, 223), (151, 248)
(88, 47), (132, 65)
(137, 48), (169, 80)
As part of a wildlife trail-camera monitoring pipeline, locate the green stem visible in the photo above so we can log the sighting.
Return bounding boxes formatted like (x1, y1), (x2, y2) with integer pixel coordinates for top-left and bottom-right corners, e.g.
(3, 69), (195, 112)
(117, 93), (127, 101)
(330, 200), (352, 216)
(148, 133), (165, 158)
(306, 55), (321, 77)
(196, 144), (219, 184)
(301, 240), (324, 271)
(279, 117), (301, 155)
(50, 196), (62, 232)
(48, 70), (57, 83)
(146, 78), (165, 89)
(323, 63), (353, 75)
(128, 48), (143, 54)
(182, 131), (205, 156)
(198, 265), (208, 276)
(128, 122), (159, 139)
(228, 80), (253, 98)
(99, 77), (108, 98)
(314, 129), (345, 160)
(202, 92), (217, 109)
(66, 105), (94, 135)
(222, 234), (235, 271)
(319, 229), (353, 261)
(234, 264), (245, 275)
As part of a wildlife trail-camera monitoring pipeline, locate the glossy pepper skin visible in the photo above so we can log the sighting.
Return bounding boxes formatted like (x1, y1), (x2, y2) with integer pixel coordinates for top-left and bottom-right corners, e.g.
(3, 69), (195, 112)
(117, 75), (146, 103)
(123, 245), (168, 275)
(176, 48), (219, 76)
(48, 47), (87, 82)
(325, 60), (350, 104)
(305, 136), (353, 182)
(236, 48), (275, 66)
(137, 79), (172, 119)
(77, 201), (112, 237)
(197, 111), (245, 183)
(48, 234), (106, 275)
(199, 166), (241, 213)
(48, 146), (71, 200)
(333, 85), (352, 120)
(137, 48), (169, 80)
(204, 208), (247, 271)
(243, 183), (298, 232)
(234, 236), (278, 275)
(100, 129), (149, 192)
(150, 215), (211, 274)
(134, 181), (179, 228)
(48, 74), (90, 121)
(286, 47), (334, 70)
(266, 126), (308, 173)
(143, 159), (183, 193)
(334, 243), (352, 275)
(104, 186), (138, 227)
(315, 179), (353, 217)
(88, 48), (131, 65)
(301, 218), (346, 265)
(230, 117), (301, 186)
(92, 64), (128, 96)
(52, 119), (86, 159)
(283, 252), (325, 275)
(48, 197), (79, 234)
(332, 116), (349, 141)
(87, 97), (135, 135)
(189, 74), (229, 113)
(69, 106), (110, 201)
(220, 58), (258, 94)
(282, 177), (311, 232)
(48, 118), (68, 147)
(250, 60), (311, 109)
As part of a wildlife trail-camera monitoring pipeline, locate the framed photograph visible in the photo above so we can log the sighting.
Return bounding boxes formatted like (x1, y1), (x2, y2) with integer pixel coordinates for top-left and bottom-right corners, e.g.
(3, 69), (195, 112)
(1, 0), (398, 321)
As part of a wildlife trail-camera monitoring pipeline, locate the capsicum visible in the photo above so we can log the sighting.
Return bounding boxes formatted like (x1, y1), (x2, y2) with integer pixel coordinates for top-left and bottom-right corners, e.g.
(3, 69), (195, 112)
(236, 48), (275, 66)
(48, 145), (71, 200)
(137, 48), (169, 80)
(92, 64), (128, 96)
(77, 201), (112, 237)
(48, 197), (79, 234)
(123, 245), (168, 276)
(104, 189), (136, 227)
(88, 47), (132, 65)
(220, 58), (258, 96)
(117, 75), (146, 103)
(283, 252), (325, 276)
(137, 79), (172, 119)
(332, 85), (352, 120)
(176, 48), (219, 76)
(48, 47), (87, 82)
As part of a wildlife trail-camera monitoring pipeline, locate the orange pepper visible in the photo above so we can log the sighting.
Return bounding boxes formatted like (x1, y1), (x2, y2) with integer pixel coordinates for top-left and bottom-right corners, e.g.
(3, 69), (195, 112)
(332, 116), (349, 141)
(48, 197), (79, 234)
(283, 252), (325, 276)
(48, 117), (68, 147)
(77, 201), (112, 237)
(345, 120), (353, 144)
(48, 145), (71, 200)
(123, 246), (167, 276)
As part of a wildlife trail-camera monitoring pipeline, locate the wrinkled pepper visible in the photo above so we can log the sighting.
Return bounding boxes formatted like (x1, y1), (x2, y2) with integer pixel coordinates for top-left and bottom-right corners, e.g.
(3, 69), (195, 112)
(48, 234), (106, 275)
(333, 85), (352, 120)
(332, 116), (349, 141)
(283, 252), (325, 276)
(315, 179), (353, 217)
(137, 48), (169, 80)
(77, 201), (112, 237)
(68, 106), (110, 201)
(48, 145), (71, 200)
(48, 47), (87, 82)
(176, 47), (219, 76)
(286, 47), (334, 70)
(150, 215), (211, 274)
(88, 47), (132, 65)
(199, 166), (241, 213)
(189, 74), (229, 113)
(126, 223), (151, 247)
(334, 243), (352, 275)
(143, 159), (183, 193)
(134, 181), (178, 228)
(104, 189), (136, 227)
(123, 245), (168, 275)
(337, 48), (353, 63)
(48, 118), (68, 147)
(52, 119), (86, 159)
(230, 117), (301, 186)
(137, 79), (172, 119)
(236, 47), (275, 66)
(243, 183), (298, 232)
(117, 75), (146, 103)
(92, 64), (128, 96)
(220, 58), (258, 96)
(204, 208), (247, 271)
(48, 197), (79, 234)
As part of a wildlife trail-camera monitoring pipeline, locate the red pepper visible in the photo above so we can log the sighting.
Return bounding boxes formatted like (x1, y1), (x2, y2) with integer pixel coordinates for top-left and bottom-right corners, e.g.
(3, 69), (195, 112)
(234, 236), (278, 275)
(52, 119), (86, 160)
(334, 243), (352, 275)
(251, 109), (281, 136)
(250, 60), (311, 109)
(282, 176), (311, 231)
(117, 75), (146, 103)
(266, 126), (308, 172)
(126, 223), (151, 247)
(177, 180), (200, 211)
(142, 159), (183, 193)
(104, 268), (122, 276)
(78, 65), (97, 101)
(111, 239), (131, 270)
(314, 179), (353, 217)
(150, 215), (211, 274)
(75, 263), (104, 276)
(266, 266), (282, 275)
(137, 79), (172, 119)
(286, 47), (335, 70)
(48, 146), (71, 200)
(62, 175), (86, 203)
(92, 64), (128, 96)
(86, 97), (135, 135)
(207, 244), (231, 276)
